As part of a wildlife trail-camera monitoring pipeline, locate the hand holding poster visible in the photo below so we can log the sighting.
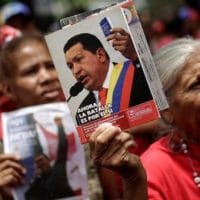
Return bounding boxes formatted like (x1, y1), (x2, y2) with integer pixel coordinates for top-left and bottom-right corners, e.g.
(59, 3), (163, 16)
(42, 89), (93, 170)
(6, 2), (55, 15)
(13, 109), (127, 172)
(2, 102), (89, 200)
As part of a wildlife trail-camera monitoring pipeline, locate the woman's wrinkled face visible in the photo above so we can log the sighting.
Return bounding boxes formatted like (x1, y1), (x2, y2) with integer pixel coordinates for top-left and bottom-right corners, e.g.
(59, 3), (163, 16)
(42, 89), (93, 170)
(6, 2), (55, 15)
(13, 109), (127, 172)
(169, 52), (200, 143)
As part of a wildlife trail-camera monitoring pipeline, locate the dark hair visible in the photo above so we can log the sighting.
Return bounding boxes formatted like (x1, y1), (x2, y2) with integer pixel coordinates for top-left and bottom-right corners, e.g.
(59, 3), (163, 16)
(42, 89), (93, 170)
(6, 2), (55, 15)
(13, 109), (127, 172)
(0, 33), (48, 82)
(63, 33), (109, 58)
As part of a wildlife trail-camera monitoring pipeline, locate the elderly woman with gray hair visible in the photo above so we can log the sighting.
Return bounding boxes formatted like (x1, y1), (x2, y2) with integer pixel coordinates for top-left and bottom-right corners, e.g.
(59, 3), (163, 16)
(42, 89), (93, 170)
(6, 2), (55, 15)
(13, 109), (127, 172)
(89, 37), (200, 200)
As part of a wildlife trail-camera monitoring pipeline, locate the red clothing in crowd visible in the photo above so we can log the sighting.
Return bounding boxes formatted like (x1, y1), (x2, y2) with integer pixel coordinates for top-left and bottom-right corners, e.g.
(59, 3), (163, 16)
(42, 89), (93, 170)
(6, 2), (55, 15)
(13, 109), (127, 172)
(0, 92), (16, 113)
(141, 135), (200, 200)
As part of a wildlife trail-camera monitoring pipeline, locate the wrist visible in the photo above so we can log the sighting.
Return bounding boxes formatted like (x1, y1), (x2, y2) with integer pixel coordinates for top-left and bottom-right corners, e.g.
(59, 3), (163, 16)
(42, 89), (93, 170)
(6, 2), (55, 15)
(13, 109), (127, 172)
(121, 157), (148, 200)
(0, 187), (13, 200)
(120, 155), (145, 178)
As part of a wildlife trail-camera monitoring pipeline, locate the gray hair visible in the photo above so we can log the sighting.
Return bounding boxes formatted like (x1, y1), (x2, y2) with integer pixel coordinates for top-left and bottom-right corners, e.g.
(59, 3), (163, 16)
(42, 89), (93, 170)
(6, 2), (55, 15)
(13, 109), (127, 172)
(153, 38), (200, 100)
(153, 38), (200, 135)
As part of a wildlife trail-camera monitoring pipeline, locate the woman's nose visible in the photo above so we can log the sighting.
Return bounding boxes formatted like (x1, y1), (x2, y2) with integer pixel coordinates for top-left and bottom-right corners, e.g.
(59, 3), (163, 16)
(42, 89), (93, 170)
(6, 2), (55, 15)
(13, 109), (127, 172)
(38, 67), (53, 83)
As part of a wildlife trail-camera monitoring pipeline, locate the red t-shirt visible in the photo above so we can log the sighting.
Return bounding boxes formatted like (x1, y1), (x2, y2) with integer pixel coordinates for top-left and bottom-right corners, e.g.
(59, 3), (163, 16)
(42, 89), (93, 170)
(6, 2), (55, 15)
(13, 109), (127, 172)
(141, 135), (200, 200)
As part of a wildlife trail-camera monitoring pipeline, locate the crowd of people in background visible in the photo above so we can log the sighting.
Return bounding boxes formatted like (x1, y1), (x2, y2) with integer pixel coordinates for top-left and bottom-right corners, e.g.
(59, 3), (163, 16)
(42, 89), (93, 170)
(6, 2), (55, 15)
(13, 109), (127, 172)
(0, 1), (200, 200)
(1, 1), (200, 51)
(139, 4), (200, 53)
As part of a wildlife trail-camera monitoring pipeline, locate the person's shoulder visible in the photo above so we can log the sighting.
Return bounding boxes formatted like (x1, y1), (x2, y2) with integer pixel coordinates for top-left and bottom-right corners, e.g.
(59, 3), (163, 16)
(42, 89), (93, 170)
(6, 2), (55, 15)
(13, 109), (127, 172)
(117, 58), (142, 69)
(113, 59), (137, 70)
(79, 92), (95, 108)
(140, 136), (174, 185)
(141, 136), (172, 168)
(114, 59), (132, 65)
(140, 135), (178, 183)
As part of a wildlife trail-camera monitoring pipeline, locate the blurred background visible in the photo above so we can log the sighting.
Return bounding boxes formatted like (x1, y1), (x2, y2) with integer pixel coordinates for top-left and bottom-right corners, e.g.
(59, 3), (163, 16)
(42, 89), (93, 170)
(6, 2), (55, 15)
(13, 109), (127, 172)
(0, 0), (200, 52)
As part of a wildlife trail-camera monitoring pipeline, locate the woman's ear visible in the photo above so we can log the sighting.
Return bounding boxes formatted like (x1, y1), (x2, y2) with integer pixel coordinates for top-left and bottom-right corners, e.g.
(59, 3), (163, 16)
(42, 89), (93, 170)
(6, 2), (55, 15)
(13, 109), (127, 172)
(161, 108), (174, 125)
(2, 83), (16, 101)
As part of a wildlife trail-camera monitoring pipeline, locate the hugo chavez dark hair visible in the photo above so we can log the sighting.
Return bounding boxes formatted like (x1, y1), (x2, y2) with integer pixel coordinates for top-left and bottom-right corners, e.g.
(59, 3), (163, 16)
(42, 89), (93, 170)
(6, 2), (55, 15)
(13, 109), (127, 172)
(63, 33), (109, 58)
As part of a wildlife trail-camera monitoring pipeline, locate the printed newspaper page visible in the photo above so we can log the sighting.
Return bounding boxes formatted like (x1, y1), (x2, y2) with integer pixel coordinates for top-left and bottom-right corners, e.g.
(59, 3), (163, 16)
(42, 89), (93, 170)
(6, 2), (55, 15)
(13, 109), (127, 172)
(45, 0), (166, 143)
(2, 102), (89, 200)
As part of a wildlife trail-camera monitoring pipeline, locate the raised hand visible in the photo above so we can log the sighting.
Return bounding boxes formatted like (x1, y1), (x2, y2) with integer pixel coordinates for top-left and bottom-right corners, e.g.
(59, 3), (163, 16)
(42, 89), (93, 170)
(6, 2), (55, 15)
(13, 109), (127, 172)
(107, 28), (137, 60)
(89, 123), (147, 200)
(90, 123), (139, 176)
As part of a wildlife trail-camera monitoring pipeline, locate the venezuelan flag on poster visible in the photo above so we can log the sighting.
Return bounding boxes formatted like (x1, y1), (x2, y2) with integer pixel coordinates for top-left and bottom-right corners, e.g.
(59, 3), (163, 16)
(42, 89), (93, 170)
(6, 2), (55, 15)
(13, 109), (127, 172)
(106, 60), (134, 113)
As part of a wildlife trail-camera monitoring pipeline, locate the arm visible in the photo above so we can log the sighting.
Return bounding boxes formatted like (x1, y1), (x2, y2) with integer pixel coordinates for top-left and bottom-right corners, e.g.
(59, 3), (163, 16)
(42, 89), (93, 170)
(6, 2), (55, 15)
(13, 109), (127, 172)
(89, 123), (147, 200)
(122, 156), (147, 200)
(98, 167), (122, 199)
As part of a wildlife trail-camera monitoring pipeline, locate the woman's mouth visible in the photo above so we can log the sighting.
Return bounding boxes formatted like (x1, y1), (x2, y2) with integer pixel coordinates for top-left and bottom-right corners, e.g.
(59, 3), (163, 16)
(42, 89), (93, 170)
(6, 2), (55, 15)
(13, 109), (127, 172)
(42, 88), (61, 99)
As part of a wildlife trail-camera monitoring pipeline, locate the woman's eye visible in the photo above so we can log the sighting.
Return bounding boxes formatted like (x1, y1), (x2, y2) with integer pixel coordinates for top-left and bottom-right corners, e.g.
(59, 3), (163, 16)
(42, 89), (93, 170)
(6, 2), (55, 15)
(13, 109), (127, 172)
(22, 67), (37, 76)
(45, 61), (55, 69)
(188, 80), (200, 90)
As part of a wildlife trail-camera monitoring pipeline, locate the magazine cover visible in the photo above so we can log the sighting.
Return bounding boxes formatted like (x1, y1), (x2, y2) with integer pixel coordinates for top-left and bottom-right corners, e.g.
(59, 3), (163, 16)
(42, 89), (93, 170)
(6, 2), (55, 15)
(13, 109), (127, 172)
(45, 0), (168, 143)
(2, 102), (89, 200)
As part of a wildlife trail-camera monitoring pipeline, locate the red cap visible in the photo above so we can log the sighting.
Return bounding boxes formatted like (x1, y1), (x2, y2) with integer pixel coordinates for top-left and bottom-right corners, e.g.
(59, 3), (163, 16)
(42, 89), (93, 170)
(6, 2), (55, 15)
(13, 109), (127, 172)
(0, 25), (21, 48)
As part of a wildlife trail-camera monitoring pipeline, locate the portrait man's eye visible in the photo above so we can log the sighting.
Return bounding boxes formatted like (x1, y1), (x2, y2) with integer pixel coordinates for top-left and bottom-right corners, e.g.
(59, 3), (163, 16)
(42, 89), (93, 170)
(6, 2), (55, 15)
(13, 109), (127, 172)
(67, 63), (73, 70)
(75, 56), (83, 63)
